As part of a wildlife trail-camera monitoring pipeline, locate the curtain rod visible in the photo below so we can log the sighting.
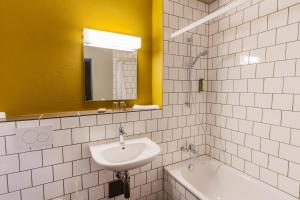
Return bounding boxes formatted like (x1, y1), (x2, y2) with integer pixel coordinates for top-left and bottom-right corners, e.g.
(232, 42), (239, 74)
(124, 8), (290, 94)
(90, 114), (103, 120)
(170, 0), (250, 39)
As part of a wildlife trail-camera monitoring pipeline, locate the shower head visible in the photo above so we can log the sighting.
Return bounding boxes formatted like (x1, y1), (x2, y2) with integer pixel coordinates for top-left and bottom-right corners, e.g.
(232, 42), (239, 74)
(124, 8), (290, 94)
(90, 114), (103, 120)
(191, 49), (208, 66)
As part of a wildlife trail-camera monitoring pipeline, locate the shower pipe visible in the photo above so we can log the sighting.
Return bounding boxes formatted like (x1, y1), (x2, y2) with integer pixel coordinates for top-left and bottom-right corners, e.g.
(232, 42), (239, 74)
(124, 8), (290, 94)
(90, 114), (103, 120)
(185, 38), (228, 164)
(184, 38), (211, 160)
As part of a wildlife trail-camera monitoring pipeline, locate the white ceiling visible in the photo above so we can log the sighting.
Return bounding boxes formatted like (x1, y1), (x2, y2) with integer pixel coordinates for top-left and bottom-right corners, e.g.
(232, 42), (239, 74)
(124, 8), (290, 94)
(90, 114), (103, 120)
(199, 0), (216, 4)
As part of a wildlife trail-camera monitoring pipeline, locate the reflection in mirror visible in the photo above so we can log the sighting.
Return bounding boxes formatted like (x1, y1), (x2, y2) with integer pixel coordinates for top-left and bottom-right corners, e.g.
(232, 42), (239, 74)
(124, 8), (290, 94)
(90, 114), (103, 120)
(83, 29), (140, 101)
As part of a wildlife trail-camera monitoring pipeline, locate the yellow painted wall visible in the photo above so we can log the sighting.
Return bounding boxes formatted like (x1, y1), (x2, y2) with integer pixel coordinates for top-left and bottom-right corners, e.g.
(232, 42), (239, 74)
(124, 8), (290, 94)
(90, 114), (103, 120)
(0, 0), (163, 117)
(152, 0), (163, 107)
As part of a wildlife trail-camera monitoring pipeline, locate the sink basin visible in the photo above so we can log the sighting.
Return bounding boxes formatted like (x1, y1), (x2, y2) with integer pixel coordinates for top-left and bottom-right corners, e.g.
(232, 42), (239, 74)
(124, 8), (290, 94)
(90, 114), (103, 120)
(89, 137), (161, 172)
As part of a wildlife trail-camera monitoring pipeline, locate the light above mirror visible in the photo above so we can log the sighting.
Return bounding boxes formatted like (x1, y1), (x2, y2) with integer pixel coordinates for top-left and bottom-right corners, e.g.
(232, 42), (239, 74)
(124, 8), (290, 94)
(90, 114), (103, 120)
(83, 28), (141, 51)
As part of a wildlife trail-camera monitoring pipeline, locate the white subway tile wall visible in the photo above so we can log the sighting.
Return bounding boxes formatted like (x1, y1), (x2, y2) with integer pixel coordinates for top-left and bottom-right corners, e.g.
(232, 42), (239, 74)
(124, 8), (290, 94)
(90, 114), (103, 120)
(0, 0), (209, 200)
(207, 0), (300, 198)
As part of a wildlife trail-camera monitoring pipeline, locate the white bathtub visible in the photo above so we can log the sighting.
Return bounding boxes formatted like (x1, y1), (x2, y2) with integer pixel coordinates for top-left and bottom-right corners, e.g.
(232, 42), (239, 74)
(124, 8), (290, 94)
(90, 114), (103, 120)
(165, 156), (297, 200)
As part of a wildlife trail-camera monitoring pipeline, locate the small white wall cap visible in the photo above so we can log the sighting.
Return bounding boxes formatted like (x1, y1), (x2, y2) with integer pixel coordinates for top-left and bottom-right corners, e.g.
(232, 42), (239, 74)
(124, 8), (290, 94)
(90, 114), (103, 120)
(0, 112), (6, 119)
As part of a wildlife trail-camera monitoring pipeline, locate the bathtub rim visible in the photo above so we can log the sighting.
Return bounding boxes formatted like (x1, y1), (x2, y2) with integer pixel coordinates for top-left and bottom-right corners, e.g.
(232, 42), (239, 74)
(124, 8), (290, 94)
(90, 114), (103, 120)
(164, 155), (299, 200)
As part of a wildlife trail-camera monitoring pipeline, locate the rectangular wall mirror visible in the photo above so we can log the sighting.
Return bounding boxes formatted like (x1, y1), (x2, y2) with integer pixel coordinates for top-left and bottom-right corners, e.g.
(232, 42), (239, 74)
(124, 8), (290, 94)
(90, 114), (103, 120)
(83, 29), (141, 101)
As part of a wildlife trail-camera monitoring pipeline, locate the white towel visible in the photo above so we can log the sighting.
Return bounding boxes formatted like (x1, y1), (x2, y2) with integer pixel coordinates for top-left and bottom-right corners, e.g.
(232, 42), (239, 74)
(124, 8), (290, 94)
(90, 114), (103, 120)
(0, 112), (6, 119)
(133, 105), (160, 110)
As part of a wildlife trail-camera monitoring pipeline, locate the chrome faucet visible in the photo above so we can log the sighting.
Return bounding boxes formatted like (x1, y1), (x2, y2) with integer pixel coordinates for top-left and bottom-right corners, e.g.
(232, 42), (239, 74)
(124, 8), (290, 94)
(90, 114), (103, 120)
(119, 126), (127, 145)
(188, 144), (197, 154)
(181, 144), (197, 154)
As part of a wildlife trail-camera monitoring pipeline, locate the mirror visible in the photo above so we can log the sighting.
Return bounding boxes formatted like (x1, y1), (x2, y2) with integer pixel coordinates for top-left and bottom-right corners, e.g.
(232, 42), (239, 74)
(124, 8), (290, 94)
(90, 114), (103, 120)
(83, 29), (140, 101)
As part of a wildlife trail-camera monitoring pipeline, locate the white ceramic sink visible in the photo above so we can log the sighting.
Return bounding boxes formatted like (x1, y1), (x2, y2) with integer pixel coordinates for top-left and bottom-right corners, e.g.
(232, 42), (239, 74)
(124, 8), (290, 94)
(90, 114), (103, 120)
(89, 137), (161, 172)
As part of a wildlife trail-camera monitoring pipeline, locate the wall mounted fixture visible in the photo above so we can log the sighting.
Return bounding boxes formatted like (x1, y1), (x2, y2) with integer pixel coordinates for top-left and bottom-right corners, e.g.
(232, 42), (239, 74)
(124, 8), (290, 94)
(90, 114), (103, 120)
(84, 28), (141, 51)
(199, 79), (204, 92)
(171, 0), (251, 38)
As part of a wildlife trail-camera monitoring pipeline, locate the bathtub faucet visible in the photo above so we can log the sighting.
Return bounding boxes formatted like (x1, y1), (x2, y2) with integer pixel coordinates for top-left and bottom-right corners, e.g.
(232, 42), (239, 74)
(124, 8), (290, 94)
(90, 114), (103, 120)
(181, 144), (198, 154)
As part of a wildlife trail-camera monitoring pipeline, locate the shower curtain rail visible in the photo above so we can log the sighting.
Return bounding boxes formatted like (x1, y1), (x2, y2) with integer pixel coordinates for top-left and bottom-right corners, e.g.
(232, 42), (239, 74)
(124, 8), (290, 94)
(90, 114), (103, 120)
(170, 0), (250, 39)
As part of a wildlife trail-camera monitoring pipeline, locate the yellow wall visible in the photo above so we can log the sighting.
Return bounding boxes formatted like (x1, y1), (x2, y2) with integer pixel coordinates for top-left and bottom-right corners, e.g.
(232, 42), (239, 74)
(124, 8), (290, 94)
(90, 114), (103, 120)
(0, 0), (163, 117)
(152, 0), (163, 107)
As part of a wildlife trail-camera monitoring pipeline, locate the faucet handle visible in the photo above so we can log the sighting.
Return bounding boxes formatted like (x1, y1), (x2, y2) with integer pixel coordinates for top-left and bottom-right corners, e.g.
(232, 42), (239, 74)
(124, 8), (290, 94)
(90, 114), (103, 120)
(188, 144), (194, 150)
(119, 126), (127, 135)
(181, 145), (189, 152)
(188, 144), (198, 154)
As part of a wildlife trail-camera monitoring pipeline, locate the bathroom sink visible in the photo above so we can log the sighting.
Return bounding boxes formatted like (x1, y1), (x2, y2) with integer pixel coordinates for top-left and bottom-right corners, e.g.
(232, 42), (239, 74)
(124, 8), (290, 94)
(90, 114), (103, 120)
(89, 137), (161, 172)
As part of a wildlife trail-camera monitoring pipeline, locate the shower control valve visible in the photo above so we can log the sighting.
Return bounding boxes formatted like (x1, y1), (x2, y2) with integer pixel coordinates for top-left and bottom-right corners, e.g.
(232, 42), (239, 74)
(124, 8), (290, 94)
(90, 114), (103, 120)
(181, 144), (198, 155)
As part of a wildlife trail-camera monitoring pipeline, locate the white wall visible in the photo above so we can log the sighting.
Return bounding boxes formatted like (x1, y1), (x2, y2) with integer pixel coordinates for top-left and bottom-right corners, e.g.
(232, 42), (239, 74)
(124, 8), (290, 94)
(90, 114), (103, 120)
(206, 0), (300, 198)
(0, 0), (209, 199)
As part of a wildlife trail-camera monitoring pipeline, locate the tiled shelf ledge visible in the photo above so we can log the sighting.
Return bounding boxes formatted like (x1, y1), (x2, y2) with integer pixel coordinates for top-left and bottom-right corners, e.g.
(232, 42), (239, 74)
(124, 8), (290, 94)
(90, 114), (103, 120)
(0, 108), (161, 123)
